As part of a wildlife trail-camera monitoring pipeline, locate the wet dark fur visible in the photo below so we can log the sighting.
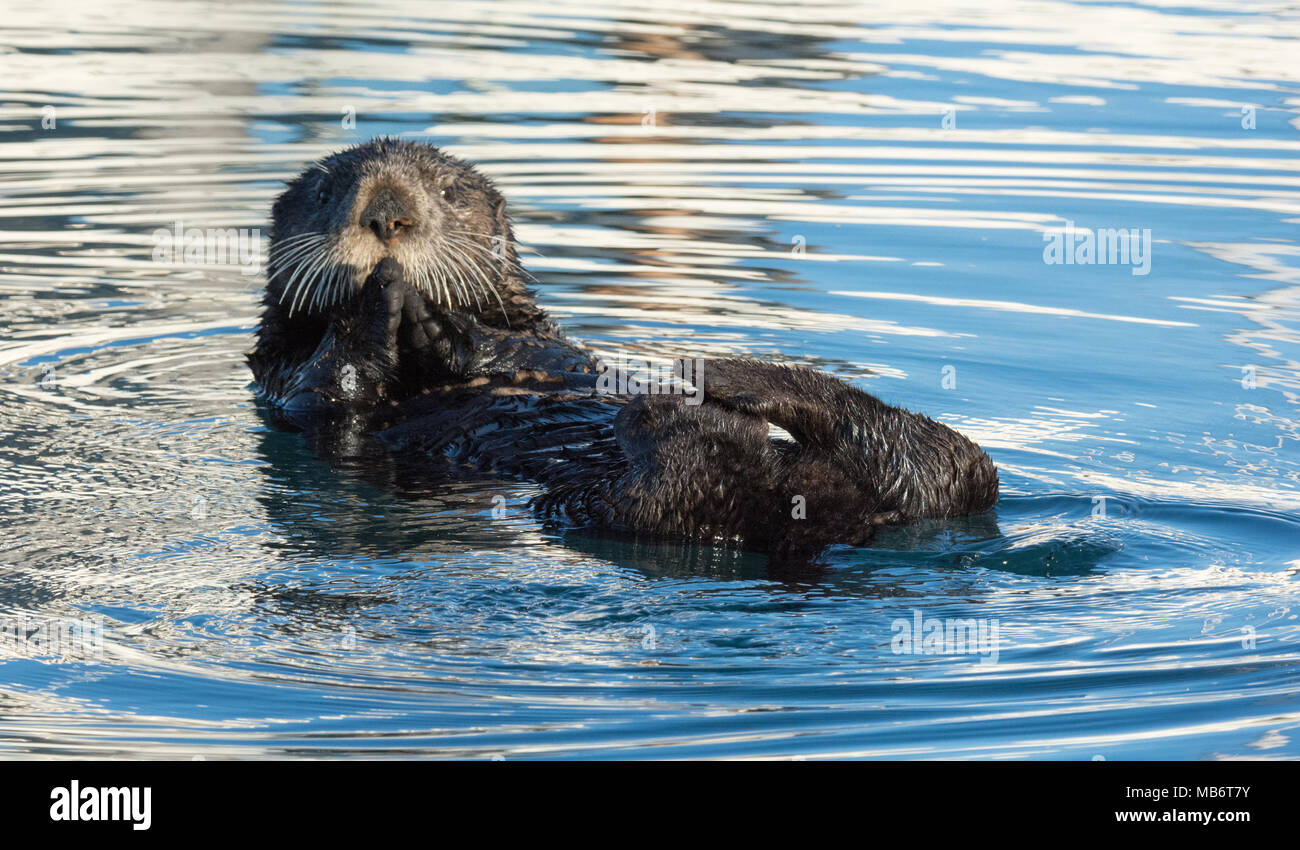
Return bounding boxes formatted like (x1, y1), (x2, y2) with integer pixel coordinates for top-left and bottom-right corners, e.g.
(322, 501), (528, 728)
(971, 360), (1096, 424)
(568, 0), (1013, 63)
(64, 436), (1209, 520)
(248, 138), (999, 559)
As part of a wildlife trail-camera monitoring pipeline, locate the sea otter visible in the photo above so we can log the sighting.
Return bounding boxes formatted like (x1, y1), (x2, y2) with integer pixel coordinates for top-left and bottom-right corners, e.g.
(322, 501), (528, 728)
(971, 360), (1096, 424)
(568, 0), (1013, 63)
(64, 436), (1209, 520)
(248, 138), (998, 559)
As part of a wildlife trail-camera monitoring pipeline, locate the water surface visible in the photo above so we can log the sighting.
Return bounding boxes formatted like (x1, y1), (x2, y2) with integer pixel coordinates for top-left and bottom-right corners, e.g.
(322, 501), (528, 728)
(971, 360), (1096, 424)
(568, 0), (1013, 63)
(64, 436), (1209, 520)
(1, 0), (1299, 758)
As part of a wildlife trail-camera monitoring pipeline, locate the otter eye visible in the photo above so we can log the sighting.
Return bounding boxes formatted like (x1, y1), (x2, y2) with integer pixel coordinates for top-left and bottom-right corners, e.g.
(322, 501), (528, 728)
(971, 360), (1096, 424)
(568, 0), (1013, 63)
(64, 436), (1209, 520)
(316, 184), (332, 206)
(440, 185), (456, 204)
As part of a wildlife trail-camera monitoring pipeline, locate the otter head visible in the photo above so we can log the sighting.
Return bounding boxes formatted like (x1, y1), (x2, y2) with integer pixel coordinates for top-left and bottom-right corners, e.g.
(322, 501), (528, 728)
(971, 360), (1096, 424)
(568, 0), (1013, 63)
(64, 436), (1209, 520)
(268, 138), (539, 328)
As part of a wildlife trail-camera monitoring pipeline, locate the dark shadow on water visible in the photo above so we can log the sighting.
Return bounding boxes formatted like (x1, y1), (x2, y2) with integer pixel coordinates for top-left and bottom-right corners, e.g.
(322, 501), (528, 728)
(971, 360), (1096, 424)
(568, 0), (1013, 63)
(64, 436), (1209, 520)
(252, 412), (535, 563)
(864, 513), (1115, 578)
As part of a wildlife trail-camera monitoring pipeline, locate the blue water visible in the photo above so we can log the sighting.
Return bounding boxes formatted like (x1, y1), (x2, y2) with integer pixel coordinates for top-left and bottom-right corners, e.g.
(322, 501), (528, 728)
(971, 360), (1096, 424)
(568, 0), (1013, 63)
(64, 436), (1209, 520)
(0, 0), (1298, 758)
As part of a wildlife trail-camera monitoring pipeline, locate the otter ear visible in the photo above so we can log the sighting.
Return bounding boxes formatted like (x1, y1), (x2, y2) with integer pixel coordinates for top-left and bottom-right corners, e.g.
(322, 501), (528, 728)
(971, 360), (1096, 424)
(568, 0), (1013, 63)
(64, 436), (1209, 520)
(493, 194), (512, 235)
(492, 194), (516, 259)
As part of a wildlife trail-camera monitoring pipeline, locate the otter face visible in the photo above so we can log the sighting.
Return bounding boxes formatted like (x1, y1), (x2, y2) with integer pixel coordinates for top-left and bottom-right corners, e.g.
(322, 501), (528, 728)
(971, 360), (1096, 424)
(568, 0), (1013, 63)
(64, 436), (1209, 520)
(268, 138), (516, 318)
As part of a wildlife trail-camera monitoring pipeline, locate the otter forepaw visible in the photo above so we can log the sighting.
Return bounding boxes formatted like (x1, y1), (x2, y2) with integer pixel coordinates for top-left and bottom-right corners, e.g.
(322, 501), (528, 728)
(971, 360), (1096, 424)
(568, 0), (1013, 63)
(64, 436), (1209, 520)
(398, 294), (481, 376)
(357, 257), (406, 352)
(397, 285), (460, 353)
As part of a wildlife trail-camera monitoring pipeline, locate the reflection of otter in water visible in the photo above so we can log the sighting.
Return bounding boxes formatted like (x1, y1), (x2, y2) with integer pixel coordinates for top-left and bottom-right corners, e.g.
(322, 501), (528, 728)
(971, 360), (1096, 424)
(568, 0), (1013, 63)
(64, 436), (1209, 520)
(247, 138), (998, 559)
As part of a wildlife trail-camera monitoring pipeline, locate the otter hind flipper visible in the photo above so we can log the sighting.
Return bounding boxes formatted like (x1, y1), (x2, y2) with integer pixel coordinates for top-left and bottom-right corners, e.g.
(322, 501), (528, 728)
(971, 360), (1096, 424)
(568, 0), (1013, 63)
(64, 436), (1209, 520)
(686, 358), (999, 522)
(684, 358), (873, 450)
(588, 393), (785, 545)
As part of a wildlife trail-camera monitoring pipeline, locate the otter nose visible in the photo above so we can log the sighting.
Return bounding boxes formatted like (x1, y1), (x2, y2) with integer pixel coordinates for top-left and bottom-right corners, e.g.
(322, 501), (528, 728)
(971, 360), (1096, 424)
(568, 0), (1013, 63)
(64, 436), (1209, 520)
(360, 187), (414, 243)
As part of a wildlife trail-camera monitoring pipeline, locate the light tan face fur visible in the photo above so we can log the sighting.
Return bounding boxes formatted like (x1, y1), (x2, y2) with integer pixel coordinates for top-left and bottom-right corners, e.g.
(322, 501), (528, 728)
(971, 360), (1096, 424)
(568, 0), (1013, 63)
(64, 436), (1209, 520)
(269, 140), (512, 318)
